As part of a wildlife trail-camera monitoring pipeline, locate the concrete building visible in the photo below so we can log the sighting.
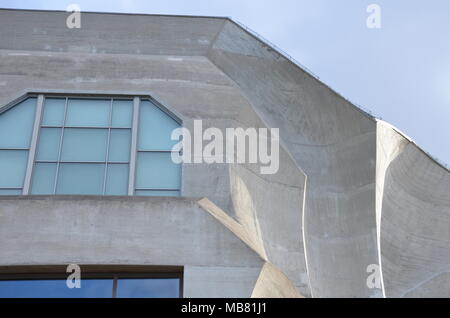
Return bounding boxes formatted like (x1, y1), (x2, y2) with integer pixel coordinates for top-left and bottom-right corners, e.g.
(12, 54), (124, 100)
(0, 9), (448, 298)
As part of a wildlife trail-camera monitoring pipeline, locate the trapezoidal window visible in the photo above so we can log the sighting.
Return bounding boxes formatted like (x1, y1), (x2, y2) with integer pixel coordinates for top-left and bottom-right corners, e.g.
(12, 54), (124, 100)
(0, 98), (36, 194)
(0, 95), (181, 196)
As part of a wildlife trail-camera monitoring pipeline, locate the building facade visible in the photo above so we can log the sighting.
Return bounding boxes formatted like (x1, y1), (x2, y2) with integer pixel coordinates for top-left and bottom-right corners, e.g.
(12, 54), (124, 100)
(0, 9), (449, 298)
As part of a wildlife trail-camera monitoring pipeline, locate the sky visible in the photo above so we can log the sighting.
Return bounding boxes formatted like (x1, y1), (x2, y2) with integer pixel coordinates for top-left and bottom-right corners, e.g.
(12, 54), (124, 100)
(1, 0), (449, 167)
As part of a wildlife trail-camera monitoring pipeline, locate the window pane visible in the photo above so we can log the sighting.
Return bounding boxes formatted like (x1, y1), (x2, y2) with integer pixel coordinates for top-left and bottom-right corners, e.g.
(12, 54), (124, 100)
(42, 98), (65, 126)
(136, 152), (181, 189)
(105, 164), (129, 195)
(109, 129), (131, 162)
(56, 163), (105, 195)
(112, 100), (133, 128)
(0, 98), (36, 148)
(66, 99), (110, 127)
(135, 190), (180, 197)
(138, 100), (180, 151)
(116, 278), (180, 298)
(0, 150), (28, 188)
(31, 163), (57, 195)
(61, 128), (108, 162)
(0, 189), (22, 195)
(0, 279), (113, 298)
(36, 128), (61, 161)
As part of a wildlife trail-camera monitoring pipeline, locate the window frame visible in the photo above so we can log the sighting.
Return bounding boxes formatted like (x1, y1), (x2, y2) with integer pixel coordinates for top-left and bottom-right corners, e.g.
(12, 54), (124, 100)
(0, 93), (182, 196)
(0, 265), (184, 298)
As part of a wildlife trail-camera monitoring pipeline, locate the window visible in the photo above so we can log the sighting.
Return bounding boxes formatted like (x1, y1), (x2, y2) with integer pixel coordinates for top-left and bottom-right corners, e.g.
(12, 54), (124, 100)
(0, 95), (181, 196)
(136, 100), (181, 197)
(0, 98), (36, 194)
(0, 275), (181, 298)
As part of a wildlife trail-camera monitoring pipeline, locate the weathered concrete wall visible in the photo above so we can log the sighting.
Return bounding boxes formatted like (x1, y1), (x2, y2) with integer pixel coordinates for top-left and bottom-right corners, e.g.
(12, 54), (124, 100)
(184, 266), (261, 298)
(0, 9), (449, 298)
(251, 262), (304, 298)
(379, 142), (450, 297)
(208, 21), (450, 298)
(0, 48), (241, 215)
(228, 160), (309, 295)
(0, 10), (310, 297)
(209, 20), (380, 297)
(0, 10), (224, 56)
(0, 196), (264, 297)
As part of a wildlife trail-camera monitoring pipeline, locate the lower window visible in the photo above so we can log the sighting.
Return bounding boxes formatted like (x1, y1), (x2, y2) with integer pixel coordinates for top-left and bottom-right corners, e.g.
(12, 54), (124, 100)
(0, 274), (182, 298)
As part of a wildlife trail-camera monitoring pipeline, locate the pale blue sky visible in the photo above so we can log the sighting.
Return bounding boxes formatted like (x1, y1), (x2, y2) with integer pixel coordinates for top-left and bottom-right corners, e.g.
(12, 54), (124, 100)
(1, 0), (449, 167)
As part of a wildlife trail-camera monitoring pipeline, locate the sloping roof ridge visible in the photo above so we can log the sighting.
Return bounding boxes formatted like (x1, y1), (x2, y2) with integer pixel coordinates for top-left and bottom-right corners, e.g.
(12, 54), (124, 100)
(0, 7), (229, 20)
(223, 18), (450, 172)
(227, 18), (377, 120)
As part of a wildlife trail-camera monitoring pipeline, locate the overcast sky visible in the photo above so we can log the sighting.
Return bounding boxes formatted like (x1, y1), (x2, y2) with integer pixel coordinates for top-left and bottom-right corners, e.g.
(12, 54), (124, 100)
(2, 0), (449, 167)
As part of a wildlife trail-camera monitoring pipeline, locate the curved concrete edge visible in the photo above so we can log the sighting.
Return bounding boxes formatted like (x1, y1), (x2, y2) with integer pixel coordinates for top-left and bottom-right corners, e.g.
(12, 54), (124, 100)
(251, 262), (304, 298)
(228, 154), (310, 296)
(198, 198), (307, 298)
(376, 120), (450, 298)
(375, 120), (410, 297)
(208, 19), (380, 297)
(379, 143), (450, 297)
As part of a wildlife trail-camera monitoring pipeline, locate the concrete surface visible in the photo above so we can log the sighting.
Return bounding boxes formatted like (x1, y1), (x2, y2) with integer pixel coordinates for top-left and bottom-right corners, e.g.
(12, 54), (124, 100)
(0, 9), (448, 298)
(251, 262), (304, 298)
(209, 20), (380, 297)
(184, 265), (261, 298)
(0, 196), (264, 297)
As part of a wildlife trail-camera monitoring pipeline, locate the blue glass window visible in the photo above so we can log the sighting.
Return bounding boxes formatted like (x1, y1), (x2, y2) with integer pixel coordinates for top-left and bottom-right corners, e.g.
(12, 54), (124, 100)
(135, 190), (180, 197)
(0, 95), (181, 196)
(105, 164), (129, 195)
(138, 100), (179, 150)
(61, 128), (108, 162)
(136, 152), (181, 189)
(66, 99), (110, 127)
(0, 150), (29, 188)
(31, 97), (133, 195)
(0, 277), (180, 298)
(117, 278), (180, 298)
(0, 97), (36, 194)
(112, 100), (133, 128)
(0, 98), (36, 149)
(56, 163), (105, 195)
(0, 279), (113, 298)
(136, 100), (181, 196)
(35, 128), (61, 161)
(0, 189), (22, 195)
(109, 129), (131, 162)
(41, 98), (65, 126)
(30, 163), (57, 195)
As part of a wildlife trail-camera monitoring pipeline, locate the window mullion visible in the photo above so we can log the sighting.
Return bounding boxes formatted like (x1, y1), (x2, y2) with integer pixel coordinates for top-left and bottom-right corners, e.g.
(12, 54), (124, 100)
(128, 97), (140, 196)
(103, 99), (113, 195)
(53, 97), (68, 194)
(23, 94), (44, 195)
(112, 275), (118, 298)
